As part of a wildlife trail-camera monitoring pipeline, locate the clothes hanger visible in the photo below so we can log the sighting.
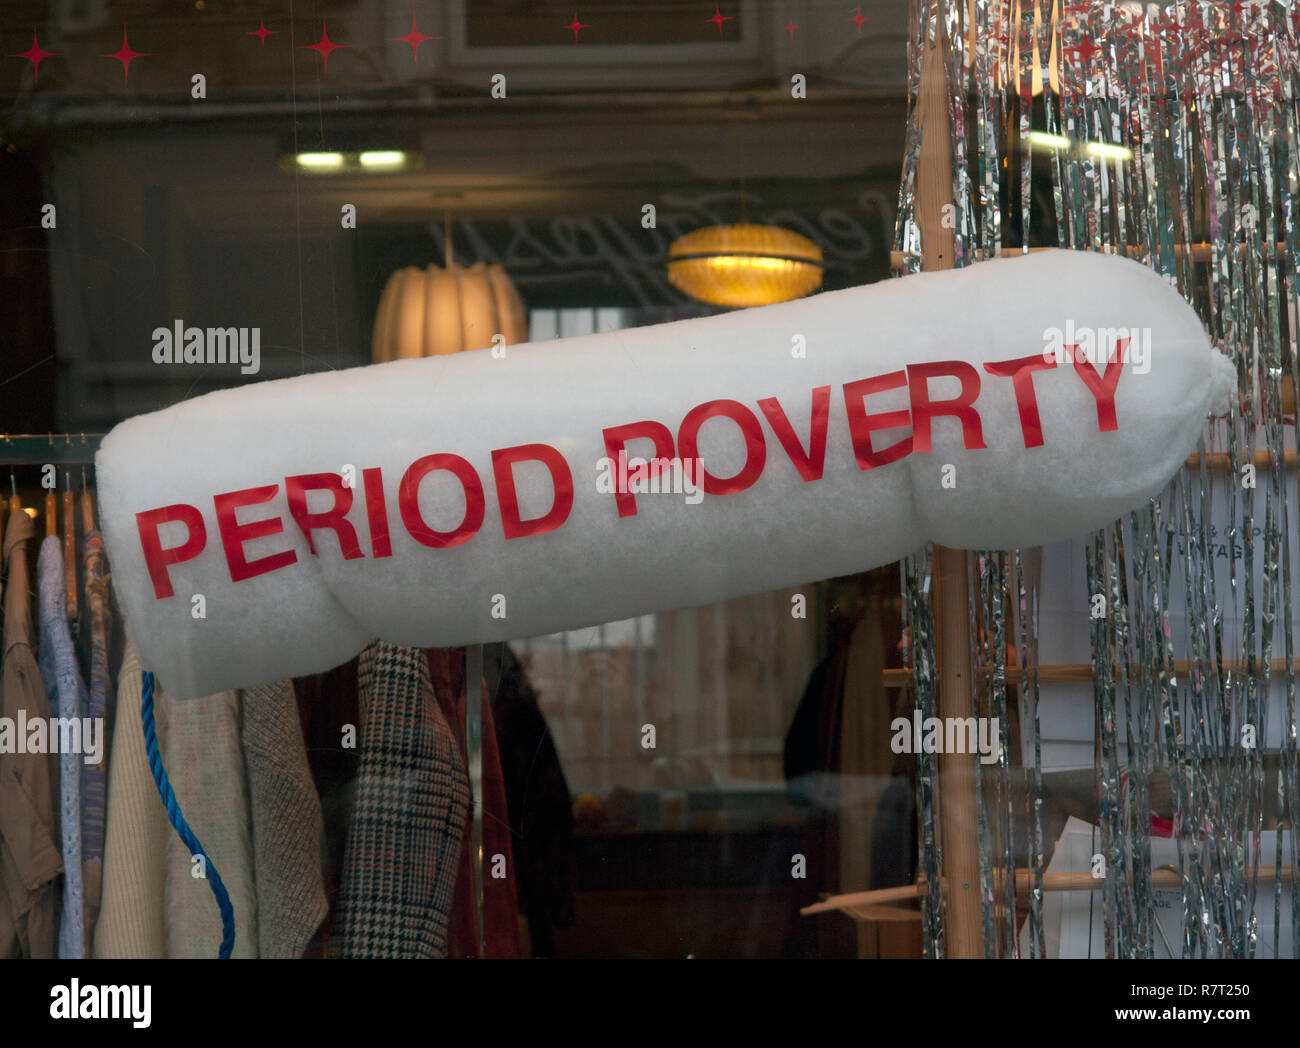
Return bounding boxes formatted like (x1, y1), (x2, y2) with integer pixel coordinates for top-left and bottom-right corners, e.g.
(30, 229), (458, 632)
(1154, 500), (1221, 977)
(0, 466), (8, 576)
(81, 465), (95, 534)
(0, 461), (9, 573)
(63, 468), (78, 621)
(6, 470), (31, 597)
(43, 444), (57, 541)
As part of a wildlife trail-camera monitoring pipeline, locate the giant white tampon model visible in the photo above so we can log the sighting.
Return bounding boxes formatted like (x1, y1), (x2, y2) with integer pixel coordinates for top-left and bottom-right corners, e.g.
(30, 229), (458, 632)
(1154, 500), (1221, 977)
(96, 250), (1236, 698)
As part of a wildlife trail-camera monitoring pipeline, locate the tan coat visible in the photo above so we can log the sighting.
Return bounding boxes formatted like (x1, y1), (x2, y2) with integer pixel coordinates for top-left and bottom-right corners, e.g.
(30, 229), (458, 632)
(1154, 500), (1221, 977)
(0, 508), (62, 957)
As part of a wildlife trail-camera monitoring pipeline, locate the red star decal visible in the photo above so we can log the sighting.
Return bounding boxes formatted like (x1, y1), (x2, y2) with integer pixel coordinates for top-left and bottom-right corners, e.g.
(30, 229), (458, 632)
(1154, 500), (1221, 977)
(99, 24), (152, 85)
(247, 20), (278, 47)
(390, 10), (440, 63)
(563, 13), (591, 43)
(849, 6), (870, 34)
(707, 5), (734, 37)
(299, 21), (350, 73)
(8, 30), (61, 84)
(1064, 37), (1104, 64)
(784, 20), (798, 39)
(1156, 10), (1182, 34)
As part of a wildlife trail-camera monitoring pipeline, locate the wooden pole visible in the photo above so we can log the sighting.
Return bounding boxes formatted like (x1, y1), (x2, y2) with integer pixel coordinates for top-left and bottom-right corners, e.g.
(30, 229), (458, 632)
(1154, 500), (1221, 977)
(914, 6), (985, 958)
(931, 550), (984, 957)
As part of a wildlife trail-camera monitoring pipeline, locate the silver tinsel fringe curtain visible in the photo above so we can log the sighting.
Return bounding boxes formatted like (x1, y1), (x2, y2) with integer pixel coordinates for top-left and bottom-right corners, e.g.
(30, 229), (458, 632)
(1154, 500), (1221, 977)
(897, 0), (1299, 958)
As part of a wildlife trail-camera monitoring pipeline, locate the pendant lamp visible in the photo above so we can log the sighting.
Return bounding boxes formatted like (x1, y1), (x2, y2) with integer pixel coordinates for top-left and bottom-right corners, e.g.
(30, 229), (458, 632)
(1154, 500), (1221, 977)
(667, 223), (824, 308)
(371, 223), (526, 361)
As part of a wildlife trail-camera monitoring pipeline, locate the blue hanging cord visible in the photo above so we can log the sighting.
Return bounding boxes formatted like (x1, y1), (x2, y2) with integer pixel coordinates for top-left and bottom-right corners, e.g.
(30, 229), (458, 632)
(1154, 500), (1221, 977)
(141, 669), (236, 959)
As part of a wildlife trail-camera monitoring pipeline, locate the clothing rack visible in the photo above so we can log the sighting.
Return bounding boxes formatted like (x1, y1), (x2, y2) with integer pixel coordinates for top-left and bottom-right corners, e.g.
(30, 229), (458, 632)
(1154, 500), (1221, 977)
(1, 433), (497, 955)
(0, 433), (105, 466)
(1, 434), (106, 618)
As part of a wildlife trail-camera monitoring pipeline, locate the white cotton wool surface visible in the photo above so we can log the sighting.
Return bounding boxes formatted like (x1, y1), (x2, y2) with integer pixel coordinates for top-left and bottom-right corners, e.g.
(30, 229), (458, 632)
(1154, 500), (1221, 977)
(96, 249), (1236, 698)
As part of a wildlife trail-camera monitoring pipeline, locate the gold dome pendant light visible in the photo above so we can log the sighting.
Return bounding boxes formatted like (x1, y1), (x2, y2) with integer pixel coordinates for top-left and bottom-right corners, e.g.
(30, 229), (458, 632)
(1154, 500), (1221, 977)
(372, 210), (526, 362)
(667, 222), (824, 308)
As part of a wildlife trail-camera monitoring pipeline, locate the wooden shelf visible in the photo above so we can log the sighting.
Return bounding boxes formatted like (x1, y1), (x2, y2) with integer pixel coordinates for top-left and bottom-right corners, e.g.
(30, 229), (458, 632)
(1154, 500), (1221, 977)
(883, 658), (1300, 688)
(1189, 450), (1297, 470)
(803, 864), (1298, 918)
(889, 243), (1287, 269)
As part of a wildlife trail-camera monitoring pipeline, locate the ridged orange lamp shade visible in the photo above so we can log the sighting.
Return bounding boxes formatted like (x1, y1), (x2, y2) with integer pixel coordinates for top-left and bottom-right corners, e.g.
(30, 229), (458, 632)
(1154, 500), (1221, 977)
(667, 223), (824, 308)
(371, 261), (527, 362)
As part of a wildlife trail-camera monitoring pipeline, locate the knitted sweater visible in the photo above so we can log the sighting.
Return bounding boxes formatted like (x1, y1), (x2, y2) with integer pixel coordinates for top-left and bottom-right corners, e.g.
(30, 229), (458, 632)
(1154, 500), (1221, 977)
(36, 537), (85, 959)
(241, 678), (329, 958)
(94, 645), (256, 957)
(94, 646), (327, 958)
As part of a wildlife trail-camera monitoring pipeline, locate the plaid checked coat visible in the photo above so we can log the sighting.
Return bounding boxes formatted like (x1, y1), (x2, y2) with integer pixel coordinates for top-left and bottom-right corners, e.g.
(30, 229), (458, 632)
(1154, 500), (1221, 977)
(335, 641), (470, 958)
